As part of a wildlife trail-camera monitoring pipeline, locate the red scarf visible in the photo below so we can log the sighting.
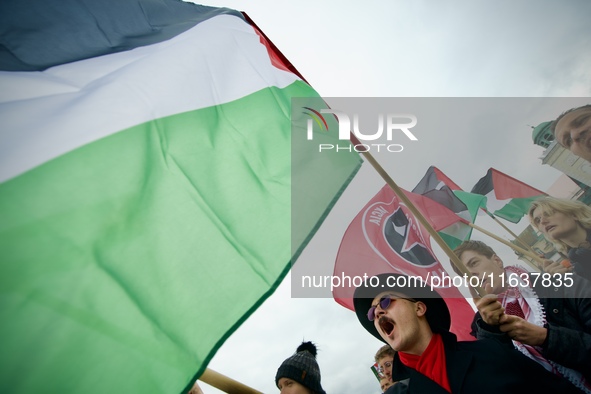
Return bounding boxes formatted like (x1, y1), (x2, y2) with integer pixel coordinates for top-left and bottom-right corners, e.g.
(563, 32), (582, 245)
(398, 333), (451, 393)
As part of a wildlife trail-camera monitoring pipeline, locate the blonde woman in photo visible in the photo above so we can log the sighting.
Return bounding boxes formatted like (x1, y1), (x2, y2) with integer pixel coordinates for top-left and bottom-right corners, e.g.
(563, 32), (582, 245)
(528, 197), (591, 281)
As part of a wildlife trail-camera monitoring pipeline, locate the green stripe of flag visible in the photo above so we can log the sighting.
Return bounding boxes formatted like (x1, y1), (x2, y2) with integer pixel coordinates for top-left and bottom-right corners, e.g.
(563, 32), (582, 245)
(1, 16), (361, 393)
(1, 4), (362, 392)
(0, 79), (361, 392)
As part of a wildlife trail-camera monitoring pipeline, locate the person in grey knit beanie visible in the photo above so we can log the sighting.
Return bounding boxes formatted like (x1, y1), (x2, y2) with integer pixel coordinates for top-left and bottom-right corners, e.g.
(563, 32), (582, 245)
(275, 341), (326, 394)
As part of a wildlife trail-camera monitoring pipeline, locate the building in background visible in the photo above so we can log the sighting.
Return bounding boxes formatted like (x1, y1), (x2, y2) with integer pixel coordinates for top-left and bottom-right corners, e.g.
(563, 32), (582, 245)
(532, 121), (591, 203)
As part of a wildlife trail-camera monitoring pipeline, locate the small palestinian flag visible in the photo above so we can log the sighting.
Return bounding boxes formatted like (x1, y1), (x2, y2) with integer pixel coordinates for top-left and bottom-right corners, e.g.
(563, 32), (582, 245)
(412, 166), (485, 248)
(470, 168), (546, 223)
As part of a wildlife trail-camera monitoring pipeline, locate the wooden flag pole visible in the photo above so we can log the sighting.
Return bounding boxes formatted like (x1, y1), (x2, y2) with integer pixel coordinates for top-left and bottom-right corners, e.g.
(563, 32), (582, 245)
(350, 136), (486, 297)
(484, 209), (540, 258)
(199, 368), (263, 394)
(467, 221), (545, 271)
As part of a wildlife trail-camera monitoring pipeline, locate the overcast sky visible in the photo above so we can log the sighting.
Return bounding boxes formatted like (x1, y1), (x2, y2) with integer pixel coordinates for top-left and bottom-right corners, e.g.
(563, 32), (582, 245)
(189, 1), (591, 393)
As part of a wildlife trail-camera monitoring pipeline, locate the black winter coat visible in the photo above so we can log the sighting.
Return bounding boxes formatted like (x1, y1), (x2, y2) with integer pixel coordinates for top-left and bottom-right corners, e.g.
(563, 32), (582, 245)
(568, 231), (591, 281)
(390, 331), (583, 393)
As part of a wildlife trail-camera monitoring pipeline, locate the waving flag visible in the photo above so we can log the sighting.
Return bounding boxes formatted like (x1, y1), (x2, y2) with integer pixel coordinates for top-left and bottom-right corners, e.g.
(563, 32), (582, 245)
(471, 168), (546, 223)
(333, 185), (475, 341)
(0, 1), (361, 393)
(412, 166), (485, 248)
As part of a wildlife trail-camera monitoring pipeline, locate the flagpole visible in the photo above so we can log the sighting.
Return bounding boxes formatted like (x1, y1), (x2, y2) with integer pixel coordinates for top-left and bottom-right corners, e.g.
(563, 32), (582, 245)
(199, 368), (263, 394)
(350, 135), (486, 297)
(484, 209), (541, 260)
(467, 222), (544, 270)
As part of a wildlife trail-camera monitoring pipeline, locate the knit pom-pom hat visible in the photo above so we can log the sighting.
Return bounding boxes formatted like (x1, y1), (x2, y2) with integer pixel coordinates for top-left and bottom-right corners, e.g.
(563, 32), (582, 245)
(275, 341), (326, 394)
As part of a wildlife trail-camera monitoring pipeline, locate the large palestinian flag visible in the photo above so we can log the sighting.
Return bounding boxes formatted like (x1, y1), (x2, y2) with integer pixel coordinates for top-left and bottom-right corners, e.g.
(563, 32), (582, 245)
(0, 1), (361, 392)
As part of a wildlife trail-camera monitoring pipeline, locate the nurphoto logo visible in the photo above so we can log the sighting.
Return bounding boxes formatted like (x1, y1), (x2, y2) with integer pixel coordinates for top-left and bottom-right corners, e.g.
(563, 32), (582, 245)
(303, 107), (418, 153)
